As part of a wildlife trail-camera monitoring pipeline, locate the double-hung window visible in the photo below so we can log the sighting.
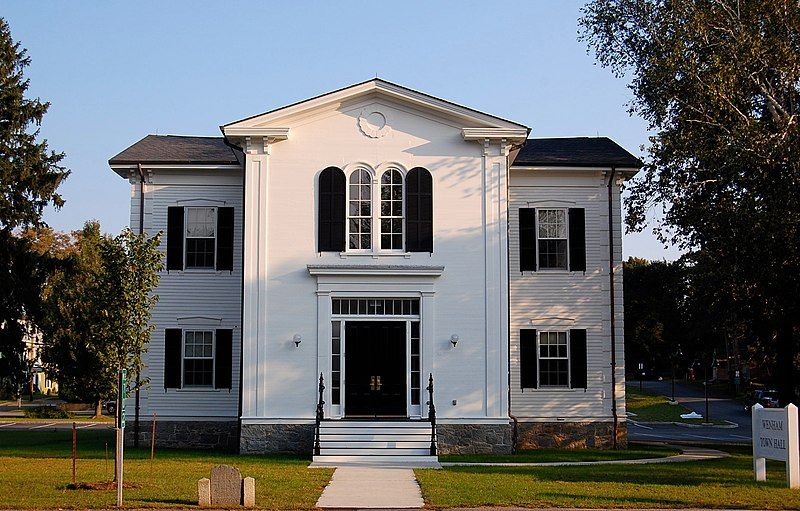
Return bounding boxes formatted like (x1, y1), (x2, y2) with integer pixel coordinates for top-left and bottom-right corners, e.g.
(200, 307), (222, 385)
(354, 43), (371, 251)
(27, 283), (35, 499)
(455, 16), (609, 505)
(380, 169), (404, 250)
(348, 169), (372, 250)
(183, 330), (214, 387)
(538, 331), (569, 387)
(537, 209), (568, 270)
(185, 207), (216, 269)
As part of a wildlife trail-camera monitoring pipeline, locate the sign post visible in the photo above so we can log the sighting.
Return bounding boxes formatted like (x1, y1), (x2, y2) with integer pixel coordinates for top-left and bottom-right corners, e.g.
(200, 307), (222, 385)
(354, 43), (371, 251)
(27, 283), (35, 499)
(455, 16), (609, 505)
(752, 403), (799, 488)
(116, 369), (127, 507)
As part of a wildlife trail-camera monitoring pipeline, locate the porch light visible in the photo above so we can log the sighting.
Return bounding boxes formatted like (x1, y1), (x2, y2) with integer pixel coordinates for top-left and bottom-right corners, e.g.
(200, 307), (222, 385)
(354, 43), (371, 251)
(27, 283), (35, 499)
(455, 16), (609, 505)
(450, 334), (459, 348)
(293, 334), (302, 347)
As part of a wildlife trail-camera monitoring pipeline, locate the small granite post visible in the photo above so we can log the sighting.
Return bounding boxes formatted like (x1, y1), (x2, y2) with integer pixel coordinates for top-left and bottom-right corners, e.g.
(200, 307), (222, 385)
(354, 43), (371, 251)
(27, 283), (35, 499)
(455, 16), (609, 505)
(197, 478), (211, 507)
(242, 477), (255, 507)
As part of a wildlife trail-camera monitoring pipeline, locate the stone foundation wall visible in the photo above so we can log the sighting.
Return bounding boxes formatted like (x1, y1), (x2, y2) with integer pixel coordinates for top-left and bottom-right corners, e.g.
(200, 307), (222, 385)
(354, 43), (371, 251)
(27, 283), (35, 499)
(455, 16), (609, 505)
(239, 423), (315, 455)
(436, 423), (514, 454)
(125, 420), (239, 451)
(516, 421), (628, 449)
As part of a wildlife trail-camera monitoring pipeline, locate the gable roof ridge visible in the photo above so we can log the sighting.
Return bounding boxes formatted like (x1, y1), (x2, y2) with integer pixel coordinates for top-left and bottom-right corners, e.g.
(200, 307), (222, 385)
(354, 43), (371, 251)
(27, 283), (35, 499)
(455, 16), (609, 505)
(220, 78), (529, 131)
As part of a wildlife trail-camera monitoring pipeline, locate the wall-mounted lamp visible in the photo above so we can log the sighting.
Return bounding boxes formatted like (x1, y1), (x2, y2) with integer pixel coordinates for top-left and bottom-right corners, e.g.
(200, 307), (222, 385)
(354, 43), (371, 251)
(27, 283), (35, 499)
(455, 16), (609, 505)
(450, 334), (459, 348)
(293, 334), (302, 347)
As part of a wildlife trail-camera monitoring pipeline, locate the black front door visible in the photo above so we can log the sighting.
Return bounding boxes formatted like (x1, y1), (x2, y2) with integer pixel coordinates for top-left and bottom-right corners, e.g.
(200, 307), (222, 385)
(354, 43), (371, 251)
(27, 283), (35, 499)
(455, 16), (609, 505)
(345, 321), (406, 417)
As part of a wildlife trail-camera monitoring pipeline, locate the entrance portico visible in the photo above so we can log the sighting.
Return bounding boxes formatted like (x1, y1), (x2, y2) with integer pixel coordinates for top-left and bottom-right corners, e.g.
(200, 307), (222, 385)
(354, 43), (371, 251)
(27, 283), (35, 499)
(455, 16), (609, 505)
(308, 264), (443, 421)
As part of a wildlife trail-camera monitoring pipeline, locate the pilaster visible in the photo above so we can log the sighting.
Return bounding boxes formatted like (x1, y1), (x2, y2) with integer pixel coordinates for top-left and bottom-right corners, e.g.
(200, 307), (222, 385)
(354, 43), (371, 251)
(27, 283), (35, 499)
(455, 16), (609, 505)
(241, 138), (270, 418)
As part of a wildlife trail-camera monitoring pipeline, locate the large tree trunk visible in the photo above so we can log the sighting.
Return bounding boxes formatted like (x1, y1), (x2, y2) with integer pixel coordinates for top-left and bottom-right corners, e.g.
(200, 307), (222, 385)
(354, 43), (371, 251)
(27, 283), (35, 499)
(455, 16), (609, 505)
(94, 399), (103, 419)
(775, 316), (798, 406)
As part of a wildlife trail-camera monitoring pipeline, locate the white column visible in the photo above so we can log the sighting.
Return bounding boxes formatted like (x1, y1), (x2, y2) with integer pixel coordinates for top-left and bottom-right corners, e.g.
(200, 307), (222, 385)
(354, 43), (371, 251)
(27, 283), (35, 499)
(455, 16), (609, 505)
(241, 138), (269, 418)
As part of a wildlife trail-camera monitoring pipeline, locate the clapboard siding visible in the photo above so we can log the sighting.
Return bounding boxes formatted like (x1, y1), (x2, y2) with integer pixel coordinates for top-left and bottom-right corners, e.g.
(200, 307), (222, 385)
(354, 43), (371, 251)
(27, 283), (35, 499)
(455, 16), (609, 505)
(508, 169), (625, 420)
(126, 173), (243, 420)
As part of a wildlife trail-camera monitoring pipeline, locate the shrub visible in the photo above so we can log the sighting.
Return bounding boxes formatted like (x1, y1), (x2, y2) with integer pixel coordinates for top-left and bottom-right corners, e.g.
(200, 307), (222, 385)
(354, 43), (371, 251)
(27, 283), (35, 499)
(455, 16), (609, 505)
(23, 406), (74, 419)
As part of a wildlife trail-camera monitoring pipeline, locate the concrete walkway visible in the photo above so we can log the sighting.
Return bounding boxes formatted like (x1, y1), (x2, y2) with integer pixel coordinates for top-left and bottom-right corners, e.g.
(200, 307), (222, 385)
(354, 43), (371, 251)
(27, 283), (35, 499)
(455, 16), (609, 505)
(315, 467), (424, 509)
(315, 446), (726, 508)
(441, 446), (728, 467)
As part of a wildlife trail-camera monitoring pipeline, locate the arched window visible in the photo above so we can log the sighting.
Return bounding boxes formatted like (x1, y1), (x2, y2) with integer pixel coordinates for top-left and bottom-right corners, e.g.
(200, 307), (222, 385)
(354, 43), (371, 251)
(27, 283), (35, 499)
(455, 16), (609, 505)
(318, 167), (346, 252)
(348, 169), (372, 250)
(406, 167), (433, 252)
(380, 169), (403, 250)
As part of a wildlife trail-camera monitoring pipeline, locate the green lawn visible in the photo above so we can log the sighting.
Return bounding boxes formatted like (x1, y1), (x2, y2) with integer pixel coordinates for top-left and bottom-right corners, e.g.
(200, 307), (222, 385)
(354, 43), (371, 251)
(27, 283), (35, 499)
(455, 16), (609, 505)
(440, 445), (679, 463)
(417, 445), (800, 509)
(0, 430), (332, 509)
(626, 386), (727, 424)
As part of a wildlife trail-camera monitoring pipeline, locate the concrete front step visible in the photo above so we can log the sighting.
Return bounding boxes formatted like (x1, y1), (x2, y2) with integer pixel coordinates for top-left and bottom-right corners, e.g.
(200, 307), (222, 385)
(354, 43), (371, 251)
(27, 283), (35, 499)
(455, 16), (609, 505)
(321, 440), (431, 449)
(319, 447), (431, 456)
(320, 433), (430, 441)
(310, 455), (441, 468)
(320, 420), (430, 428)
(317, 420), (437, 461)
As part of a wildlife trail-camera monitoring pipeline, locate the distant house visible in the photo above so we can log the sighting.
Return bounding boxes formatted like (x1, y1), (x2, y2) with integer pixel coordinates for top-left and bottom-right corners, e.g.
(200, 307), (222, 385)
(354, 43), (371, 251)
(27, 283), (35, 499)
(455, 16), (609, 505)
(109, 79), (640, 461)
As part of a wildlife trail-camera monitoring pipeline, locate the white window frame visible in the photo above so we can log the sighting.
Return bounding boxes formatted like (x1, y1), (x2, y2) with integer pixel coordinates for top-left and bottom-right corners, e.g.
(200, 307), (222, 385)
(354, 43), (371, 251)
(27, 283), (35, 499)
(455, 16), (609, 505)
(184, 206), (217, 270)
(329, 297), (423, 419)
(379, 168), (405, 252)
(347, 169), (373, 252)
(535, 208), (569, 271)
(182, 330), (215, 388)
(537, 330), (570, 388)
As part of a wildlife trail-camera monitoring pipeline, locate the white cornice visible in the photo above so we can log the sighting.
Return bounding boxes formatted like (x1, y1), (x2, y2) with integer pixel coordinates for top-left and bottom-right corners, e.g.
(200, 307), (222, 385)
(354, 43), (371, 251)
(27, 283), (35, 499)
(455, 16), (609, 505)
(307, 264), (444, 277)
(222, 127), (290, 139)
(462, 127), (529, 142)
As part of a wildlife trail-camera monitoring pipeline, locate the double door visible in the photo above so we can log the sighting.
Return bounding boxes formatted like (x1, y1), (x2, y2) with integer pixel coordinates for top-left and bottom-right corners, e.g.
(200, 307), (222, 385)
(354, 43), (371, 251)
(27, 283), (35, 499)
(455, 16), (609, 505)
(344, 321), (406, 417)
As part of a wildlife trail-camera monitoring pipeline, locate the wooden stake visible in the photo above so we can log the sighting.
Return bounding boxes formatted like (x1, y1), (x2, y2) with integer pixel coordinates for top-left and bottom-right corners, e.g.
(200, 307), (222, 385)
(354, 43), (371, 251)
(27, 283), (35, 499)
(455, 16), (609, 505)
(71, 422), (77, 485)
(150, 412), (157, 460)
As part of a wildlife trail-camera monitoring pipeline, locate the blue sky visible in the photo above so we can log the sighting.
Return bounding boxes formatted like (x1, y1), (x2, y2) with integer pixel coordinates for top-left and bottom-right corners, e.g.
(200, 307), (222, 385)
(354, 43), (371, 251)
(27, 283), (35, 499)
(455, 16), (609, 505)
(4, 0), (679, 260)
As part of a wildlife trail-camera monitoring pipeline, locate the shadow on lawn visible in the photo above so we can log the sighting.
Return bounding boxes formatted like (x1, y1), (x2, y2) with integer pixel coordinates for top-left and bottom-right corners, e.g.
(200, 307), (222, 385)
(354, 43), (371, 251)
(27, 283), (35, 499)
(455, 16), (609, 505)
(443, 456), (785, 488)
(139, 497), (195, 505)
(538, 491), (690, 507)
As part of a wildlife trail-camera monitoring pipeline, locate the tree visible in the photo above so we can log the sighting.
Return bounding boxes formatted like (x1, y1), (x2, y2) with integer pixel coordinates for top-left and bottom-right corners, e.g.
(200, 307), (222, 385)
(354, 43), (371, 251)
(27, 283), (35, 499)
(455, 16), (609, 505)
(0, 17), (69, 397)
(623, 257), (687, 377)
(581, 1), (800, 403)
(41, 224), (162, 416)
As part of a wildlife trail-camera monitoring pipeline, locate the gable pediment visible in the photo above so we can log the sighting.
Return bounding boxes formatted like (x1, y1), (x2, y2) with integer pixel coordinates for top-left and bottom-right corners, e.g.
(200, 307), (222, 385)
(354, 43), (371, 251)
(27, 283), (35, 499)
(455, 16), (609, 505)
(221, 79), (529, 143)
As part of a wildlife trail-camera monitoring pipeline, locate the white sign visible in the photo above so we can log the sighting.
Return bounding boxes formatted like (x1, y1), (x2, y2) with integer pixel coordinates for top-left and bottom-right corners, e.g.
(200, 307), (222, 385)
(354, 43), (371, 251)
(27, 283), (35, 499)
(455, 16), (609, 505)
(752, 403), (799, 488)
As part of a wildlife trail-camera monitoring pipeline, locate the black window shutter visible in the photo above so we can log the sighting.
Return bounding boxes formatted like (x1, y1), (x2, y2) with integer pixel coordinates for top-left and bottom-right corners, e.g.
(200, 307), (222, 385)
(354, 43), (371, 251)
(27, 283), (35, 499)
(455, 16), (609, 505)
(318, 167), (346, 252)
(570, 329), (588, 389)
(216, 207), (234, 271)
(568, 208), (586, 272)
(519, 208), (536, 271)
(166, 207), (184, 271)
(406, 167), (433, 252)
(215, 329), (233, 389)
(520, 329), (538, 389)
(164, 329), (182, 389)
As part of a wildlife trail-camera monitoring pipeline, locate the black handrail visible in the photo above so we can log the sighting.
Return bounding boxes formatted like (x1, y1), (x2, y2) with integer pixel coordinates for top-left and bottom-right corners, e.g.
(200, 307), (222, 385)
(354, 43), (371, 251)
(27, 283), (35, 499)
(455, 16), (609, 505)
(426, 373), (437, 456)
(314, 372), (325, 456)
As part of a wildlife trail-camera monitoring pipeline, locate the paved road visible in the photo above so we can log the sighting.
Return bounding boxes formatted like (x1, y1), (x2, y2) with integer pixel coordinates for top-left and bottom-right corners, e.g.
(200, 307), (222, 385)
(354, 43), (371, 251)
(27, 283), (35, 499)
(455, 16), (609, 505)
(0, 420), (112, 430)
(628, 380), (751, 444)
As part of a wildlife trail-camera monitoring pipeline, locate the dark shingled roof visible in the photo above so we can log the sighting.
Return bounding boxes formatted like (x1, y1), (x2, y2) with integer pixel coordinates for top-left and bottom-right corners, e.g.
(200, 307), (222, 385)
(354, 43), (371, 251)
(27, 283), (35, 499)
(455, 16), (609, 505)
(108, 135), (242, 165)
(512, 137), (642, 168)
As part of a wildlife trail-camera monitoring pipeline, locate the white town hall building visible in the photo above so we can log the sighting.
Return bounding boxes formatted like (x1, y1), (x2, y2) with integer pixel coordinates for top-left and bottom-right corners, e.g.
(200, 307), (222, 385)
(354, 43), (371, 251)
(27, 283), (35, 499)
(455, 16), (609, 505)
(109, 79), (639, 462)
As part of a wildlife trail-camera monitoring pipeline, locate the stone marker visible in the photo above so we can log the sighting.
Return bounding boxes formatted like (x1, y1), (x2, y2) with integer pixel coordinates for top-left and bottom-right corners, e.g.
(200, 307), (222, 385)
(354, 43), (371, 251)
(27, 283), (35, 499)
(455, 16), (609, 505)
(197, 478), (211, 507)
(242, 476), (255, 507)
(210, 465), (243, 506)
